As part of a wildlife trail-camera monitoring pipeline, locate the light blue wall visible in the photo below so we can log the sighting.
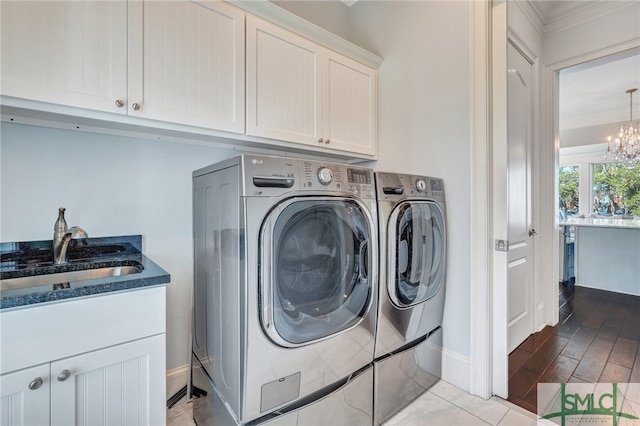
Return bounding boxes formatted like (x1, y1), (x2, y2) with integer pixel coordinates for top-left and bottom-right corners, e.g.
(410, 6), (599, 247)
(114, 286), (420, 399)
(1, 122), (238, 375)
(1, 0), (474, 391)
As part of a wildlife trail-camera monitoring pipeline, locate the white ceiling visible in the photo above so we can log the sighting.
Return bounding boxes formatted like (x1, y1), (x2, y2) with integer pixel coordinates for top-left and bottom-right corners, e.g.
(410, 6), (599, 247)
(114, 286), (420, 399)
(560, 48), (640, 132)
(341, 0), (638, 148)
(530, 1), (640, 148)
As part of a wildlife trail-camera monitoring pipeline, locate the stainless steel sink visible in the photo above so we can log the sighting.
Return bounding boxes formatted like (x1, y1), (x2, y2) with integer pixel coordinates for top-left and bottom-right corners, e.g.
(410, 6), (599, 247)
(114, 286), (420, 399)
(0, 262), (144, 291)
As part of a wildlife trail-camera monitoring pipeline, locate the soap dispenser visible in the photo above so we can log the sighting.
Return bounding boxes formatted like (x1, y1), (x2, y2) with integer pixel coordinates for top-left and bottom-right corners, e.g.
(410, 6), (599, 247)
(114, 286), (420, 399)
(53, 207), (69, 263)
(53, 207), (68, 242)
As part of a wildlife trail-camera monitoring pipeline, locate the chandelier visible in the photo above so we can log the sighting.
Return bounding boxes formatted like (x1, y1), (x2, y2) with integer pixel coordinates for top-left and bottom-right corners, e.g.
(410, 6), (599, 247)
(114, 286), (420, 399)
(605, 88), (640, 166)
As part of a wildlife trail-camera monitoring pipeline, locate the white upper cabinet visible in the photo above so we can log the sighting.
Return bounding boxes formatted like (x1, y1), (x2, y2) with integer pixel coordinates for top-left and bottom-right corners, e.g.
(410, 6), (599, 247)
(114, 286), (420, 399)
(246, 16), (322, 147)
(1, 0), (245, 133)
(1, 1), (379, 158)
(246, 16), (377, 156)
(128, 0), (245, 133)
(323, 51), (377, 155)
(1, 1), (128, 114)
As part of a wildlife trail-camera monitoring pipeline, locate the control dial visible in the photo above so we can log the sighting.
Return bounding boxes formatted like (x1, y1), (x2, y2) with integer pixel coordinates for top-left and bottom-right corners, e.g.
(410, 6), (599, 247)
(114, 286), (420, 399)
(415, 179), (427, 192)
(317, 167), (333, 185)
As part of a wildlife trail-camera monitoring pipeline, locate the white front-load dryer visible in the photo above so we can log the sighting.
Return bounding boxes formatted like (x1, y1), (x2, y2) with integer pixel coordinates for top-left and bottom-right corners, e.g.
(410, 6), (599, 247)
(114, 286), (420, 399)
(373, 172), (447, 425)
(191, 155), (378, 425)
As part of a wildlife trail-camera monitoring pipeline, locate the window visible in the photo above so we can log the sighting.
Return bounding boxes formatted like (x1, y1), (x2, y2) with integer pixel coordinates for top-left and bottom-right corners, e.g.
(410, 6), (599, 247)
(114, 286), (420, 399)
(592, 162), (640, 216)
(559, 165), (579, 216)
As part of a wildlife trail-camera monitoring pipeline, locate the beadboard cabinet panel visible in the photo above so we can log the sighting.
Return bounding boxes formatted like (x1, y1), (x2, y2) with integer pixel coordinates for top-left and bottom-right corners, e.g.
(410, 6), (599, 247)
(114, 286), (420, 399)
(324, 51), (377, 155)
(1, 1), (379, 159)
(50, 334), (165, 426)
(1, 1), (127, 114)
(128, 0), (245, 133)
(1, 0), (245, 133)
(0, 364), (50, 426)
(246, 15), (377, 156)
(246, 15), (322, 145)
(0, 287), (166, 425)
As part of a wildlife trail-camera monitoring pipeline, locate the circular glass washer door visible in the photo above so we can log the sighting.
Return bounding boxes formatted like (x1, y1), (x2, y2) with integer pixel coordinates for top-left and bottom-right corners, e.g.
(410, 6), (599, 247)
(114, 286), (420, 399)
(388, 201), (446, 308)
(260, 197), (374, 347)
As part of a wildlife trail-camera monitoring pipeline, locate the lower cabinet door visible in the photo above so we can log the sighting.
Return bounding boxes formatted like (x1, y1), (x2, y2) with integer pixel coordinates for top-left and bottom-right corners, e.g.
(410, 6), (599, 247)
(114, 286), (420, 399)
(50, 334), (166, 426)
(0, 363), (50, 426)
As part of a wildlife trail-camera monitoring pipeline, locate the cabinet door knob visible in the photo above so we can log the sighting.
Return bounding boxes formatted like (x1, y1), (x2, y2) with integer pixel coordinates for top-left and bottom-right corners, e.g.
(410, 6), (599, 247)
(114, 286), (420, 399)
(115, 99), (125, 108)
(57, 369), (71, 382)
(318, 138), (324, 144)
(28, 377), (43, 390)
(132, 102), (141, 111)
(325, 139), (330, 144)
(529, 229), (537, 237)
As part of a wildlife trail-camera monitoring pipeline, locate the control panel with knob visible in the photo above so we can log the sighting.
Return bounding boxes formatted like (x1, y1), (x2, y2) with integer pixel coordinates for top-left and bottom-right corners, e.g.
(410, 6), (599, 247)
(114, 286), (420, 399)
(317, 167), (333, 185)
(415, 179), (427, 192)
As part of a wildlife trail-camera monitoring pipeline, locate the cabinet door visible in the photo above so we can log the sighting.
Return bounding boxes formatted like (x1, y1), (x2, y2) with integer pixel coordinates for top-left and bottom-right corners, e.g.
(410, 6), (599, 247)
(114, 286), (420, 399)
(50, 334), (165, 426)
(0, 1), (127, 113)
(127, 0), (245, 133)
(0, 363), (50, 426)
(323, 51), (377, 155)
(246, 15), (323, 146)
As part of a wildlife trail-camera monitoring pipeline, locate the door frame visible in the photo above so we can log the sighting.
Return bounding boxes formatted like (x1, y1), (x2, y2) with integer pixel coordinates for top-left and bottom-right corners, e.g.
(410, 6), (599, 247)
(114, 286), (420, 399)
(469, 0), (549, 400)
(470, 0), (551, 399)
(469, 0), (640, 400)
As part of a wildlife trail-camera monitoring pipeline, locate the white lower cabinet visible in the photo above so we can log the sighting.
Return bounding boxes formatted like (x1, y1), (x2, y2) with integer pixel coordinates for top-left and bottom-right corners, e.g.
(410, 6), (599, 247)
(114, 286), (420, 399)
(51, 334), (165, 426)
(0, 335), (164, 426)
(0, 287), (167, 426)
(0, 363), (50, 426)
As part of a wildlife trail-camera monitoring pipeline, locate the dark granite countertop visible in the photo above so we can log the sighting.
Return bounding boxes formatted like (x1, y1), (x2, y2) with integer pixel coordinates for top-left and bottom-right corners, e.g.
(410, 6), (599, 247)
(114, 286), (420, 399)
(0, 235), (170, 309)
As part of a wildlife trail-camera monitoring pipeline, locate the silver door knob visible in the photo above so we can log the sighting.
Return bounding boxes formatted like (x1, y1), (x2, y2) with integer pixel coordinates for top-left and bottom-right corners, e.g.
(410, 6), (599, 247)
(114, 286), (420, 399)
(28, 377), (43, 390)
(115, 99), (125, 108)
(57, 369), (71, 382)
(131, 103), (141, 111)
(529, 229), (537, 236)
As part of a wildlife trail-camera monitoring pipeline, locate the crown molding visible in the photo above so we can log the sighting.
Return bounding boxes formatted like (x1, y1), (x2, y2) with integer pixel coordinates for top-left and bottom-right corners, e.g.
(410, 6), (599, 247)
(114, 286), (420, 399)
(227, 0), (382, 68)
(515, 0), (545, 36)
(542, 1), (637, 37)
(518, 1), (637, 38)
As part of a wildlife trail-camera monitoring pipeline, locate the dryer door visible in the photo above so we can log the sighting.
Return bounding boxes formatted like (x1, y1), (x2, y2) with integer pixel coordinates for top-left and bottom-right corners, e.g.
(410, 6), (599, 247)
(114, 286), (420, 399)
(260, 197), (374, 347)
(388, 201), (445, 308)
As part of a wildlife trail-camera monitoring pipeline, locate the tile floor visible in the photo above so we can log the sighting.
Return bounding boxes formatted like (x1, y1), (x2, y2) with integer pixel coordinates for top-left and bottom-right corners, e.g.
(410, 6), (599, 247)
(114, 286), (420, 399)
(166, 380), (538, 426)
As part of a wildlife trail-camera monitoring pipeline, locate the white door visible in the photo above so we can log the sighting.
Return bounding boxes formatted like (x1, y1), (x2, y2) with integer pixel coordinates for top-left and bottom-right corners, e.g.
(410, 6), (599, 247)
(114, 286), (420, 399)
(323, 51), (377, 155)
(246, 15), (323, 145)
(0, 363), (50, 426)
(50, 334), (165, 426)
(127, 0), (245, 132)
(507, 42), (534, 353)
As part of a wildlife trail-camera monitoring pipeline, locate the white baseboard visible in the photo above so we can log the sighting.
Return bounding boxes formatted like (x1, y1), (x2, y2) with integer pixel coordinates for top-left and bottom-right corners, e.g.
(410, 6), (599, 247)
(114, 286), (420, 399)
(167, 365), (190, 402)
(441, 348), (471, 393)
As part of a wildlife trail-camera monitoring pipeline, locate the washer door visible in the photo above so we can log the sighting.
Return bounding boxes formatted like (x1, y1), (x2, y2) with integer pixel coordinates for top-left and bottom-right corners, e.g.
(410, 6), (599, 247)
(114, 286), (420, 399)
(388, 201), (445, 308)
(260, 197), (374, 347)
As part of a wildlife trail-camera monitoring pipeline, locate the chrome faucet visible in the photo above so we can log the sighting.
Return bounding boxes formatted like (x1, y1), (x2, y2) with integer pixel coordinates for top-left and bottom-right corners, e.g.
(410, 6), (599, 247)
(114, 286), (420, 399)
(53, 207), (88, 264)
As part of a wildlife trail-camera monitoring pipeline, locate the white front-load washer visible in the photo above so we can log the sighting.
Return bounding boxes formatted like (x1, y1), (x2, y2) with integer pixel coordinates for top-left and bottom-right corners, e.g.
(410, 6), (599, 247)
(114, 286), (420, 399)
(191, 154), (378, 425)
(373, 172), (447, 425)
